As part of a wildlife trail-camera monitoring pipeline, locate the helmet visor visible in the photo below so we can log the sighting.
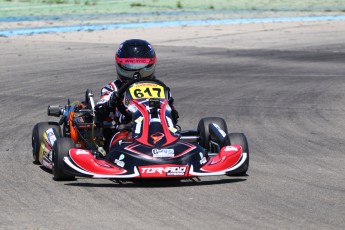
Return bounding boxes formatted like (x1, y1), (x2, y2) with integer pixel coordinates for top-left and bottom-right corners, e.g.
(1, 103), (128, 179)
(116, 57), (156, 71)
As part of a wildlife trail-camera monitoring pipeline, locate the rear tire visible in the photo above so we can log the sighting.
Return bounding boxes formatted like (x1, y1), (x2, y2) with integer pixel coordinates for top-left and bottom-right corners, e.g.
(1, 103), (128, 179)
(197, 117), (228, 150)
(224, 133), (249, 176)
(53, 138), (75, 181)
(85, 89), (92, 108)
(32, 122), (61, 164)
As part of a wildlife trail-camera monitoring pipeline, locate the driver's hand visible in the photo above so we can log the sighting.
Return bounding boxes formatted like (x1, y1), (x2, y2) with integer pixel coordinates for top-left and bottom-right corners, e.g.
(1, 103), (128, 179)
(95, 103), (109, 119)
(172, 109), (179, 124)
(108, 92), (121, 108)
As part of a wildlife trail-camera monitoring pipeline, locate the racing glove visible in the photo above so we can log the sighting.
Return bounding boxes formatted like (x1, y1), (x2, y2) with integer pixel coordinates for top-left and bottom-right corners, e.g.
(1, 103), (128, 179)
(168, 97), (179, 124)
(94, 103), (109, 120)
(108, 92), (121, 109)
(172, 109), (179, 124)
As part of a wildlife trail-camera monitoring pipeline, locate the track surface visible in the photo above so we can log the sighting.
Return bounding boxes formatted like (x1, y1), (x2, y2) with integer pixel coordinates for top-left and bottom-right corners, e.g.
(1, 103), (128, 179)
(1, 21), (345, 229)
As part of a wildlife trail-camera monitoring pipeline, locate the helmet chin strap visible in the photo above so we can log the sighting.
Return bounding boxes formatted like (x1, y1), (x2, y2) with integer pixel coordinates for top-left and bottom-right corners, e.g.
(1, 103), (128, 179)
(133, 72), (142, 79)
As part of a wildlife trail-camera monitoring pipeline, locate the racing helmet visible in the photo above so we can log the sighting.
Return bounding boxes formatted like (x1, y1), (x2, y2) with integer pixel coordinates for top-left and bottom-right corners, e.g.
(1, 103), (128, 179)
(115, 39), (157, 82)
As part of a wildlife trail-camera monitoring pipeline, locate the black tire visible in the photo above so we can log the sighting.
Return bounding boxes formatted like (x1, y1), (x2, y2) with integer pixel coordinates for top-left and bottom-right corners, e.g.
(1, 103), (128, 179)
(223, 133), (249, 176)
(197, 117), (228, 150)
(85, 89), (92, 108)
(53, 138), (75, 181)
(32, 122), (61, 164)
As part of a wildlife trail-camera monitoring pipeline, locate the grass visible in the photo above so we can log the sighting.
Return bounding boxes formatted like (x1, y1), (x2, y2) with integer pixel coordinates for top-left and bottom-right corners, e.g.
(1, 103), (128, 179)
(1, 0), (345, 17)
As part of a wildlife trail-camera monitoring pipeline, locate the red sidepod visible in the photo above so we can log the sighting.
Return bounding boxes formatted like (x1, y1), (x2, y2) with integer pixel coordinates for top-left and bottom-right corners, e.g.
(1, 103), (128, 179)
(200, 145), (243, 173)
(68, 148), (127, 175)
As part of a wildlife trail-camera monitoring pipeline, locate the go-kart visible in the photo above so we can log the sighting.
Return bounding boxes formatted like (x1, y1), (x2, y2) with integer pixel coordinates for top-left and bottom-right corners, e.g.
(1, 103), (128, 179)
(32, 78), (249, 180)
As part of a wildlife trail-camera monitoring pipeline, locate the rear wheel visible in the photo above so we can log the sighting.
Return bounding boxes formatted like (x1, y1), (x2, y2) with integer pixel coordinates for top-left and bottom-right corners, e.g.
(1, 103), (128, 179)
(84, 89), (92, 108)
(223, 133), (249, 176)
(53, 138), (75, 181)
(32, 122), (61, 164)
(197, 117), (228, 151)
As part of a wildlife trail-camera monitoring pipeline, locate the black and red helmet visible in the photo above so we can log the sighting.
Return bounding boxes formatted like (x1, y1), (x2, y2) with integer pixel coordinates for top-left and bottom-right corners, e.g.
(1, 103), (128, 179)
(115, 39), (157, 82)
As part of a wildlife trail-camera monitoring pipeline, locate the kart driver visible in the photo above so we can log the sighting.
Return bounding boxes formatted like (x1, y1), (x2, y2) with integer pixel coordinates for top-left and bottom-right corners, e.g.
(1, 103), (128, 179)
(95, 39), (179, 152)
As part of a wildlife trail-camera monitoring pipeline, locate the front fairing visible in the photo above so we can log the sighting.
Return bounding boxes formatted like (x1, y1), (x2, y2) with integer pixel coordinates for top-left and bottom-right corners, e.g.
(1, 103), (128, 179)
(105, 141), (207, 176)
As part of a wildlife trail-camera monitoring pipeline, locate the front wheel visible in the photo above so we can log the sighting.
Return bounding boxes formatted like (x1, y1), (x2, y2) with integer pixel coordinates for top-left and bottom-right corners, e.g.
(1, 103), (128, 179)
(197, 117), (228, 151)
(223, 133), (249, 176)
(53, 138), (75, 181)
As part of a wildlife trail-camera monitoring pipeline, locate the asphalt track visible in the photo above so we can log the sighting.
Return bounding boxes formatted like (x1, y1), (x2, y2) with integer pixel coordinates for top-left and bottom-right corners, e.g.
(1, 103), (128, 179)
(1, 20), (345, 229)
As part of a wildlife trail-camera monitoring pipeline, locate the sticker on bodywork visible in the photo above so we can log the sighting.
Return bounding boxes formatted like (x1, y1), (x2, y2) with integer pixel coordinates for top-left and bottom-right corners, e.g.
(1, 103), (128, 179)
(129, 83), (165, 99)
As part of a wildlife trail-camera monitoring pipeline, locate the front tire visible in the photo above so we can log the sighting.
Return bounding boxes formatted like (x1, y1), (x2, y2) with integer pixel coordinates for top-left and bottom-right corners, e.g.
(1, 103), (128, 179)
(32, 122), (61, 164)
(53, 138), (75, 181)
(224, 133), (249, 176)
(197, 117), (228, 151)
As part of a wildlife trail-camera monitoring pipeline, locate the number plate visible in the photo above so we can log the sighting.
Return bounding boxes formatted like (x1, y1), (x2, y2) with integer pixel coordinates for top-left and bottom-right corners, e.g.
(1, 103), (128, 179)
(129, 83), (165, 99)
